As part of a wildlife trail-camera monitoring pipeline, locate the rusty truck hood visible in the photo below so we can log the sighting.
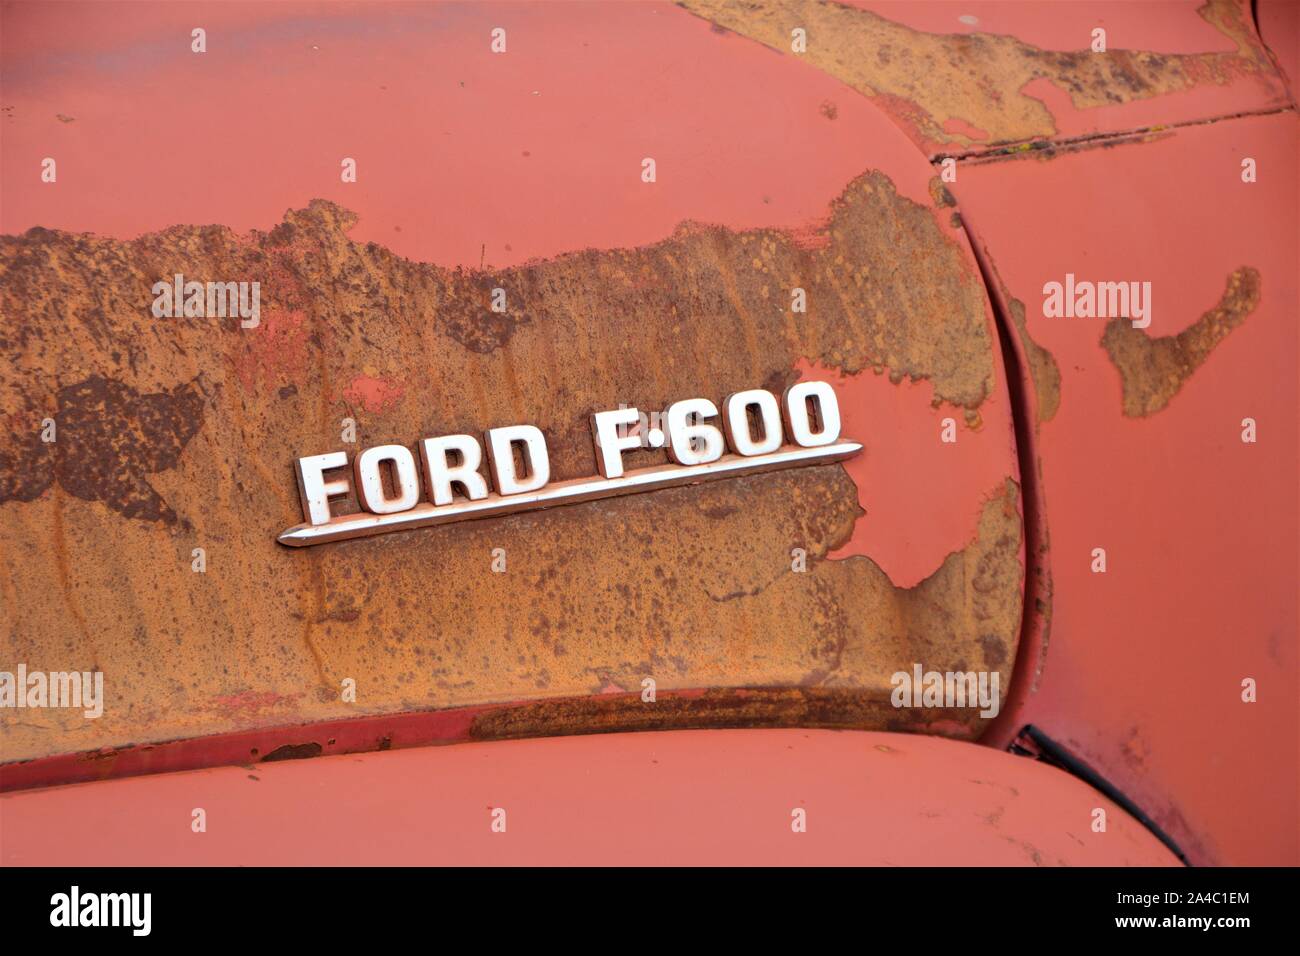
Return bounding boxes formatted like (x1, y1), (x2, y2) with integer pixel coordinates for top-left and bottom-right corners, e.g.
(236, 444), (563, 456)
(0, 1), (1025, 784)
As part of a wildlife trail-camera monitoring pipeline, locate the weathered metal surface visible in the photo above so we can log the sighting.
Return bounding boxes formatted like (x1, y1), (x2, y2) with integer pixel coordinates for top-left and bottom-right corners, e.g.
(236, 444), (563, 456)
(1257, 0), (1300, 104)
(0, 681), (1012, 793)
(991, 269), (1062, 423)
(681, 0), (1289, 155)
(953, 112), (1298, 865)
(0, 729), (1180, 865)
(1101, 266), (1261, 417)
(0, 2), (1023, 777)
(666, 0), (1297, 868)
(2, 0), (1291, 874)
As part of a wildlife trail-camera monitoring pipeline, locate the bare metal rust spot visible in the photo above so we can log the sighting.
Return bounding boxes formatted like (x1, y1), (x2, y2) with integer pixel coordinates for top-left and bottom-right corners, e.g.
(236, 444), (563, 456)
(0, 374), (204, 525)
(261, 741), (323, 762)
(474, 688), (977, 741)
(678, 0), (1278, 149)
(1102, 267), (1260, 417)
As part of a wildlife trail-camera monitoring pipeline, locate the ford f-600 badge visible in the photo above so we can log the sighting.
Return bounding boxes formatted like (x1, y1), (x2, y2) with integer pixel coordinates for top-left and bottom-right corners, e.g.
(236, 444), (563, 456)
(278, 381), (861, 547)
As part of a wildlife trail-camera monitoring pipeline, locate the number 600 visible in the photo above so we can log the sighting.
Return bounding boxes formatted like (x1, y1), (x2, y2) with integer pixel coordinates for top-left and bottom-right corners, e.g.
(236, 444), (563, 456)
(591, 380), (842, 478)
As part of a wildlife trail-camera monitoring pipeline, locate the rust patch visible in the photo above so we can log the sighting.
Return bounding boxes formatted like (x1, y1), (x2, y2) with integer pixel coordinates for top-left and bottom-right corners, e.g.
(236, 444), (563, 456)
(472, 479), (1024, 742)
(928, 176), (957, 208)
(261, 742), (323, 762)
(958, 243), (1056, 716)
(474, 688), (977, 741)
(939, 125), (1181, 166)
(1003, 292), (1061, 423)
(1102, 267), (1260, 417)
(0, 374), (204, 525)
(0, 170), (995, 496)
(208, 690), (301, 719)
(0, 170), (1016, 764)
(232, 308), (311, 393)
(962, 245), (1061, 424)
(678, 0), (1278, 149)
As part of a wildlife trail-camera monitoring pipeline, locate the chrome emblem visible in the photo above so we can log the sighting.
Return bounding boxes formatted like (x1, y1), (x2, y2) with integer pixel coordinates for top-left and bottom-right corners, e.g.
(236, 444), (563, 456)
(278, 381), (861, 547)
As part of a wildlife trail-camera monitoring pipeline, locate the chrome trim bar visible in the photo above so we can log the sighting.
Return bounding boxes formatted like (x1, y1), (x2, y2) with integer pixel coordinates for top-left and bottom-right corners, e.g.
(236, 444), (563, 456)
(277, 439), (862, 547)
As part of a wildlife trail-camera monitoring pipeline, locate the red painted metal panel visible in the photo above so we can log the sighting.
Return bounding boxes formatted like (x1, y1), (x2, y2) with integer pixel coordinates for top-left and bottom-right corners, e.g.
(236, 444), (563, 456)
(681, 0), (1290, 157)
(957, 111), (1299, 865)
(0, 729), (1180, 866)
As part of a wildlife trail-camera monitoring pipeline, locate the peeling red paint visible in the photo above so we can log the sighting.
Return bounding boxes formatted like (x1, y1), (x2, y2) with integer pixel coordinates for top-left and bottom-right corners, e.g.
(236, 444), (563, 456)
(799, 356), (1019, 589)
(0, 1), (936, 267)
(943, 116), (991, 141)
(681, 0), (1287, 155)
(955, 111), (1298, 865)
(231, 308), (310, 392)
(342, 375), (405, 414)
